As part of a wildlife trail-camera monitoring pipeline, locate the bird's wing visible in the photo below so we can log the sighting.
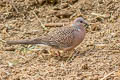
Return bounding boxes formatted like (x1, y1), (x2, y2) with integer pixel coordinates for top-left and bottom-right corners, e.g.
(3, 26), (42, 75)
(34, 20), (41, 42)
(40, 26), (76, 49)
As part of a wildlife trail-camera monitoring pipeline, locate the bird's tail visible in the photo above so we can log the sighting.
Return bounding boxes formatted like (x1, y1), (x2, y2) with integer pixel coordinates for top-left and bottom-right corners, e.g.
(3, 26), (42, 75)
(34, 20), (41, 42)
(6, 38), (42, 45)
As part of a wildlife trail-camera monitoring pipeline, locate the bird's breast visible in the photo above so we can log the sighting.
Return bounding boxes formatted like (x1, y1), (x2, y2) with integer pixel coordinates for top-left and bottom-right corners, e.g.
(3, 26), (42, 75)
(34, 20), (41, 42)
(72, 28), (86, 47)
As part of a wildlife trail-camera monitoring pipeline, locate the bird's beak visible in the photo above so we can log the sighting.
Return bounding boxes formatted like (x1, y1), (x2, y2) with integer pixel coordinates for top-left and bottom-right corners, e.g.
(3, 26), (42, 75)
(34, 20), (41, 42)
(84, 20), (88, 25)
(84, 20), (89, 28)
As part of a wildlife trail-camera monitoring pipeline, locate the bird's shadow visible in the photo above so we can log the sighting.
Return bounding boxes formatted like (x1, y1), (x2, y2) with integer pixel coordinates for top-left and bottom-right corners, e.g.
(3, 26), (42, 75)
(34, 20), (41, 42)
(54, 48), (95, 62)
(46, 50), (83, 62)
(40, 48), (94, 63)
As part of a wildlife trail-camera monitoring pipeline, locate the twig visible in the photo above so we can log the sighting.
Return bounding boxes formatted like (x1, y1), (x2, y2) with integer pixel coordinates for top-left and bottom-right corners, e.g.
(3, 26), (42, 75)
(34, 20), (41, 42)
(0, 38), (6, 43)
(66, 50), (79, 63)
(31, 48), (42, 51)
(32, 11), (47, 31)
(56, 11), (73, 18)
(4, 47), (15, 51)
(44, 23), (69, 27)
(10, 0), (19, 13)
(99, 50), (120, 52)
(100, 71), (116, 80)
(91, 12), (109, 18)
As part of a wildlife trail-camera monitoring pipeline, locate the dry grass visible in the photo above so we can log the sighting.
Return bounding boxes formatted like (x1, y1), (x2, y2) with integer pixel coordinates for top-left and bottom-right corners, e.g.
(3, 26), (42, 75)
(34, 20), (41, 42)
(0, 0), (120, 80)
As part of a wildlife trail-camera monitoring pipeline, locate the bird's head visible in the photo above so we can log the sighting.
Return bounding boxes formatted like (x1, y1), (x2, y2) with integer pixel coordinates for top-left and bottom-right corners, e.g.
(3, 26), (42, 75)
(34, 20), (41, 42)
(73, 17), (89, 28)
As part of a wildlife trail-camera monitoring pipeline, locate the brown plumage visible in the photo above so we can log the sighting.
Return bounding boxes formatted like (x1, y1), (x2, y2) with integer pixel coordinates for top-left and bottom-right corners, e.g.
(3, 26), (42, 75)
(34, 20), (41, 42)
(7, 17), (88, 51)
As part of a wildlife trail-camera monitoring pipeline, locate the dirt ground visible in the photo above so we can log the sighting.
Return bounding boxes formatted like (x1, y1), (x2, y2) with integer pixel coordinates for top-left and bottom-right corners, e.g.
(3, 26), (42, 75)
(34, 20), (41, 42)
(0, 0), (120, 80)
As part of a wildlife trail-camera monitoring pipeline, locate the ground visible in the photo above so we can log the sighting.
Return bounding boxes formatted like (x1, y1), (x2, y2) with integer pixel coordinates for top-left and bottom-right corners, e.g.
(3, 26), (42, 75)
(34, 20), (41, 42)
(0, 0), (120, 80)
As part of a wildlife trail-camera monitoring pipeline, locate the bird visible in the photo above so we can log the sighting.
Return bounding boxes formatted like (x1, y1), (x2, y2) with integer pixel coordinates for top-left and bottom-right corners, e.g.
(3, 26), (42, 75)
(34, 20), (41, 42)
(6, 17), (88, 58)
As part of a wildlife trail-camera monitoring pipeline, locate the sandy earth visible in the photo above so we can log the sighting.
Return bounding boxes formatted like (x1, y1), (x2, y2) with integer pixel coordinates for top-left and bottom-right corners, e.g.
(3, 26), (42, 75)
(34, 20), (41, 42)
(0, 0), (120, 80)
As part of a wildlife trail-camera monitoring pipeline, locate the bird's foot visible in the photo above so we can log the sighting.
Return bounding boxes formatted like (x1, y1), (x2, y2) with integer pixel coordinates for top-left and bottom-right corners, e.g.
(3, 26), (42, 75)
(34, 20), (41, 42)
(48, 49), (62, 57)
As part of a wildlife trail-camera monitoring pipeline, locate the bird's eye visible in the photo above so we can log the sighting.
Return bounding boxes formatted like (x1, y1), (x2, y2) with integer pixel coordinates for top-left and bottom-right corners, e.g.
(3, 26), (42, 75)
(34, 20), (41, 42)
(80, 21), (83, 23)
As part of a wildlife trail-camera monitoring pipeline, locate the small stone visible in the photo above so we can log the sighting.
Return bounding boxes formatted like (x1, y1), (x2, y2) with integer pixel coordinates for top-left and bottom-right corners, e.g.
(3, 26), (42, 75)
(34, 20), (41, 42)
(82, 64), (89, 70)
(37, 0), (45, 5)
(47, 0), (58, 5)
(61, 3), (68, 9)
(67, 0), (78, 4)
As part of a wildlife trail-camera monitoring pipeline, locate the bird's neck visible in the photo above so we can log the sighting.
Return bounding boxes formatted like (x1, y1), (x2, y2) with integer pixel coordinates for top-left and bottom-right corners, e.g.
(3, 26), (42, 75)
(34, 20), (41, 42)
(72, 24), (85, 32)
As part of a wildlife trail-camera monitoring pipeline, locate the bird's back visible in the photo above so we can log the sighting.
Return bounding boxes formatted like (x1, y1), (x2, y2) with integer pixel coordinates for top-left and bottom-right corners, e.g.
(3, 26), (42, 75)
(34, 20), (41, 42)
(40, 26), (77, 49)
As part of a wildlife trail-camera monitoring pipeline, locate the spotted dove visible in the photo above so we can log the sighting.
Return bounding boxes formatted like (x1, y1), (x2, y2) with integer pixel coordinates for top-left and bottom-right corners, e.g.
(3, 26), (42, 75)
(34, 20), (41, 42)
(7, 17), (88, 52)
